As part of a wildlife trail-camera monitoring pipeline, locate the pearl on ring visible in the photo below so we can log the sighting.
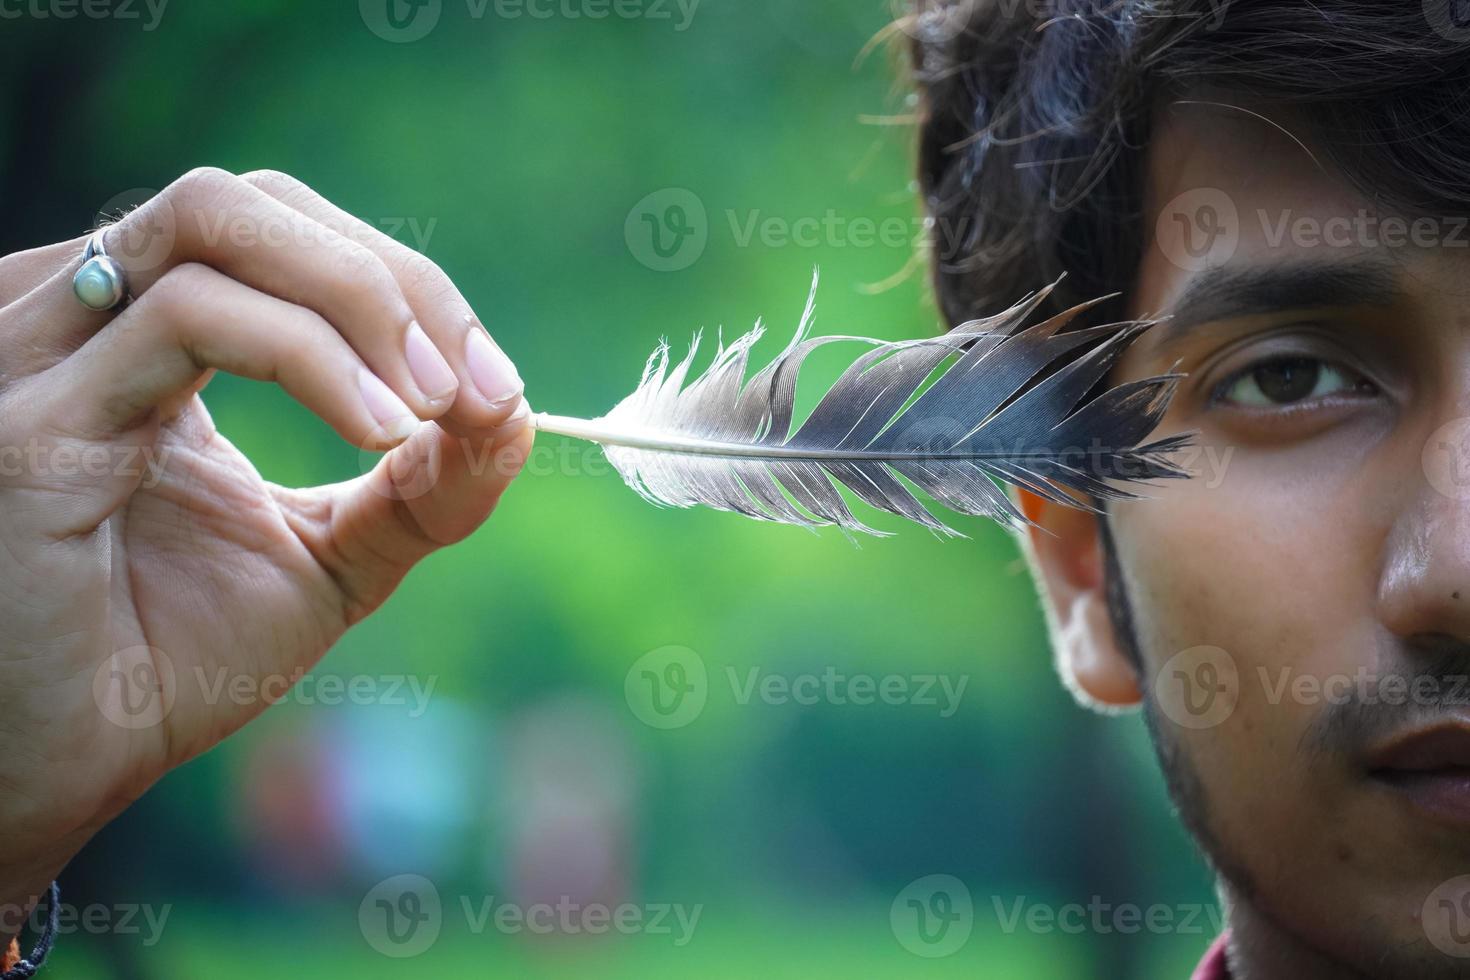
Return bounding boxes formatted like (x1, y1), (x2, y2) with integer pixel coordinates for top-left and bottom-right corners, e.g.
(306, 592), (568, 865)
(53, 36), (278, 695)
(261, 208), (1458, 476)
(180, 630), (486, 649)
(73, 255), (129, 311)
(72, 229), (132, 312)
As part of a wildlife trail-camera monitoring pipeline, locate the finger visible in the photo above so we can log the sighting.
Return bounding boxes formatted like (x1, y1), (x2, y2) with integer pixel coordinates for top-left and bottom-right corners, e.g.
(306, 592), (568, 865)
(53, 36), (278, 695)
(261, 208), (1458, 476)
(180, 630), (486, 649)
(8, 263), (420, 532)
(273, 408), (535, 621)
(0, 233), (89, 309)
(5, 168), (459, 423)
(239, 169), (525, 427)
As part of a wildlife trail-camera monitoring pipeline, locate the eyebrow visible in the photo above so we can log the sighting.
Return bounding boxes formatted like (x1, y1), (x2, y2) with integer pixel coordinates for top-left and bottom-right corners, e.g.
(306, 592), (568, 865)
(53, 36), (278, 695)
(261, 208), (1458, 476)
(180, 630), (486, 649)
(1149, 260), (1403, 347)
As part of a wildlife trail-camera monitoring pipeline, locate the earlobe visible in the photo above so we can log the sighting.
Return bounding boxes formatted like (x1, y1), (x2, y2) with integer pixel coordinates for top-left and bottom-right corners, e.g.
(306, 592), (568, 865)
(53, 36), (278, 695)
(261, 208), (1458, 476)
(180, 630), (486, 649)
(1060, 591), (1143, 710)
(1016, 489), (1143, 712)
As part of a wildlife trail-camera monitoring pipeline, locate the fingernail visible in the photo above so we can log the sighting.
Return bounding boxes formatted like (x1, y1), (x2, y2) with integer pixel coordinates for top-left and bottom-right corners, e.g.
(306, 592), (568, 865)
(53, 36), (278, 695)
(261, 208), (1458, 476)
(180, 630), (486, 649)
(359, 369), (420, 442)
(465, 328), (524, 407)
(405, 322), (458, 402)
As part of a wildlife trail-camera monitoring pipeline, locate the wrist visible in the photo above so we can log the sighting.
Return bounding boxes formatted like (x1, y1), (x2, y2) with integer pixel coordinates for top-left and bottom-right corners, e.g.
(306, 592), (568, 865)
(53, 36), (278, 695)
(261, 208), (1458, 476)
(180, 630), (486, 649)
(0, 796), (115, 944)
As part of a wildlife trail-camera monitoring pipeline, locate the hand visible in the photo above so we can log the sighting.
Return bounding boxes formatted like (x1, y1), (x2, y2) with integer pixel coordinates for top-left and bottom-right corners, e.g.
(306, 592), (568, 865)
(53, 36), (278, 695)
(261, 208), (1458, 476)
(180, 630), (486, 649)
(0, 168), (534, 931)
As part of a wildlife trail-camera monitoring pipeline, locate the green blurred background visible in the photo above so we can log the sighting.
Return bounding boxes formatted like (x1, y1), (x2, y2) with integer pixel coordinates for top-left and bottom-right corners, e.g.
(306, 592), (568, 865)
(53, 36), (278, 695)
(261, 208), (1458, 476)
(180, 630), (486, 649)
(0, 1), (1216, 975)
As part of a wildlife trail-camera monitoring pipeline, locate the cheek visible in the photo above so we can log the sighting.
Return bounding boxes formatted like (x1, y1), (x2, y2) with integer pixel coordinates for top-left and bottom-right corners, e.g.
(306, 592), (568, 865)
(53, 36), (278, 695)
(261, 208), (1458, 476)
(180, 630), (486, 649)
(1117, 456), (1369, 656)
(1113, 467), (1377, 796)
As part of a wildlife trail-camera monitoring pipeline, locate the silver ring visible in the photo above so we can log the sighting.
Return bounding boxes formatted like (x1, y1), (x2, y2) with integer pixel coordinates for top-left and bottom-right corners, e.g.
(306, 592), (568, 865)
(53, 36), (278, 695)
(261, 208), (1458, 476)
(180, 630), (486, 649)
(72, 229), (132, 312)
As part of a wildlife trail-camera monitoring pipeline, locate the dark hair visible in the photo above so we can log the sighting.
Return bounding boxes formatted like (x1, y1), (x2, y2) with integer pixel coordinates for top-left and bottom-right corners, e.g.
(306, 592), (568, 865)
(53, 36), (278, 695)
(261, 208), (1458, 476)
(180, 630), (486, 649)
(905, 0), (1470, 329)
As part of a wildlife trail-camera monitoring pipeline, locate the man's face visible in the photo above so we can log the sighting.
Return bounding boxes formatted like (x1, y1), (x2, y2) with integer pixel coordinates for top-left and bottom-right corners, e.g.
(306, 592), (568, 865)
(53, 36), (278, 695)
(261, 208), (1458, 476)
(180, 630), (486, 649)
(1105, 100), (1470, 974)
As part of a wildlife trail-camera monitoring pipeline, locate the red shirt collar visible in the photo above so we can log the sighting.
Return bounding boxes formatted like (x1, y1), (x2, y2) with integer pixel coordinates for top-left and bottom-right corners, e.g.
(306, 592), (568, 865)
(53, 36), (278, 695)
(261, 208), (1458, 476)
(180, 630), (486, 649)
(1191, 933), (1230, 980)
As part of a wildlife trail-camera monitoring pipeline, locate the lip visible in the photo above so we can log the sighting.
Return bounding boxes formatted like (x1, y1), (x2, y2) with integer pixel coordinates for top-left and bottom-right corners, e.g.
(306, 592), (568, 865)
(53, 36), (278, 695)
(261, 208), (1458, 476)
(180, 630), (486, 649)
(1367, 723), (1470, 825)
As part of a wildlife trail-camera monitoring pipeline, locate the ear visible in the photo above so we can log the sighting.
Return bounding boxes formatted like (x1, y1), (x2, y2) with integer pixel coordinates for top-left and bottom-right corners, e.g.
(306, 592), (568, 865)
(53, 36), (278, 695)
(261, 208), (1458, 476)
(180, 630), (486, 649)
(1016, 489), (1142, 712)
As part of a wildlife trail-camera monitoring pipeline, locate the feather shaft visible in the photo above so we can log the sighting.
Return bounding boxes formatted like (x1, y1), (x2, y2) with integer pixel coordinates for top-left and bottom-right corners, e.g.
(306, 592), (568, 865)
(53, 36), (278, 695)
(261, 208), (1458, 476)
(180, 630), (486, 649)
(528, 412), (1168, 463)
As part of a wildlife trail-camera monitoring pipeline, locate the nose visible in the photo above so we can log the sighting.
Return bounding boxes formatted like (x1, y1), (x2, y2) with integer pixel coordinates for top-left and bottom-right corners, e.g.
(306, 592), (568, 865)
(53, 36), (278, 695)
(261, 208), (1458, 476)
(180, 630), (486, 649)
(1379, 442), (1470, 645)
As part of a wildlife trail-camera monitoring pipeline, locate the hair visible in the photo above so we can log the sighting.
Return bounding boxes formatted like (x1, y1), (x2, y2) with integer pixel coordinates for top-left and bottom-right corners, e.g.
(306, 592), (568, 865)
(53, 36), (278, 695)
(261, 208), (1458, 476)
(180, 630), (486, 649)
(903, 1), (1470, 678)
(904, 0), (1470, 331)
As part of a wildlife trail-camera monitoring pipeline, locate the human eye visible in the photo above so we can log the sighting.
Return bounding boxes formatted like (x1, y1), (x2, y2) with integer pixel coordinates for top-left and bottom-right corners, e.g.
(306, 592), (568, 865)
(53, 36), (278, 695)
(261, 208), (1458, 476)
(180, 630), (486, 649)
(1212, 355), (1378, 410)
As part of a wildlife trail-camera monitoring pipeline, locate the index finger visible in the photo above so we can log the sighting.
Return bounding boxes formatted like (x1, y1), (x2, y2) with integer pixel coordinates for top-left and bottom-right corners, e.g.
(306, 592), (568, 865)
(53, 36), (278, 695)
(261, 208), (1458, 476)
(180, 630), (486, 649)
(0, 235), (89, 310)
(240, 170), (525, 430)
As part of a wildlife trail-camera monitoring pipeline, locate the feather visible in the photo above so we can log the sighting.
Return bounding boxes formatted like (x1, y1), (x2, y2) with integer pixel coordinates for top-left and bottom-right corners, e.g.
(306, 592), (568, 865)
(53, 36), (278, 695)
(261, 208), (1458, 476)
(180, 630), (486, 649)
(529, 273), (1195, 538)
